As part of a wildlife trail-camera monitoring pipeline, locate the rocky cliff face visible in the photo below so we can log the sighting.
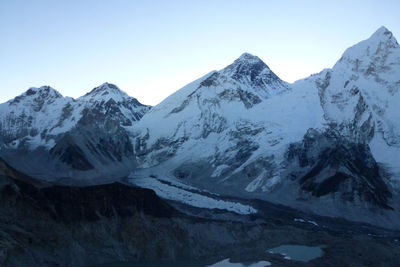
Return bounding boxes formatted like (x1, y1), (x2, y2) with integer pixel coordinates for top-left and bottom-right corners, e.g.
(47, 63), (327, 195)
(284, 129), (393, 210)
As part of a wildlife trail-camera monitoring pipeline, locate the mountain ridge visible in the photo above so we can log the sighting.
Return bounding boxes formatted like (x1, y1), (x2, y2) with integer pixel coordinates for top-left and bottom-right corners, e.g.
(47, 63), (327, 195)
(0, 82), (151, 181)
(127, 26), (400, 228)
(1, 26), (400, 227)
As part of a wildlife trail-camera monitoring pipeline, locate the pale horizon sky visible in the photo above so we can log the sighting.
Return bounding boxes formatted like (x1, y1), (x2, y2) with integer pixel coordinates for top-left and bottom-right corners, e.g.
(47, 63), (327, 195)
(1, 0), (399, 105)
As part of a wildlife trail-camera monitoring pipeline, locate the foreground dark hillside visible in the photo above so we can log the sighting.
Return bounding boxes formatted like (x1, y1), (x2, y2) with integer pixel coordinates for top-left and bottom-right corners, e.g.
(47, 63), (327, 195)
(1, 158), (400, 266)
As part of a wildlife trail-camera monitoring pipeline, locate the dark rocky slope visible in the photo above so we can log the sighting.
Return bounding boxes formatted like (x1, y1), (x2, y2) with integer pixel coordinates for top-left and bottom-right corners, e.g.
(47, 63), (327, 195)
(1, 158), (400, 266)
(286, 129), (393, 209)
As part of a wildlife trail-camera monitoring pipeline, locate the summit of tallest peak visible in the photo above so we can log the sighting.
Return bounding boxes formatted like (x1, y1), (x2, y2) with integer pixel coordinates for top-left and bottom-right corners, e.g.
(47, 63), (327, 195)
(230, 53), (267, 69)
(222, 52), (269, 77)
(220, 52), (285, 86)
(237, 52), (262, 62)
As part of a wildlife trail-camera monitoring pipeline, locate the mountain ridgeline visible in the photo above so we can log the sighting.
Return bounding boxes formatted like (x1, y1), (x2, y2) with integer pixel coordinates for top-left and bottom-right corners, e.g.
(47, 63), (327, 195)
(0, 83), (150, 183)
(1, 26), (400, 227)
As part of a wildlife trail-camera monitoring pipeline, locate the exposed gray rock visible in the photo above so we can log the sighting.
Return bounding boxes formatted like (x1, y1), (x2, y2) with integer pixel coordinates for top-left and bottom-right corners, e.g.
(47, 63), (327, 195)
(287, 129), (392, 210)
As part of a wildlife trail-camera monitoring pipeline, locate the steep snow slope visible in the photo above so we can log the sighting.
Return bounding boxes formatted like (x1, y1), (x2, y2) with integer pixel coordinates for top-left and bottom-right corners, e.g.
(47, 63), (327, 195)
(129, 27), (400, 227)
(79, 82), (149, 125)
(0, 86), (76, 149)
(131, 53), (325, 196)
(301, 26), (400, 181)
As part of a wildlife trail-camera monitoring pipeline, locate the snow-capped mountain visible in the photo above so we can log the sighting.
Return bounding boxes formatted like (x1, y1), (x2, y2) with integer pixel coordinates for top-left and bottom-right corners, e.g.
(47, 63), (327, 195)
(308, 26), (400, 179)
(1, 26), (400, 227)
(128, 26), (400, 227)
(79, 82), (148, 124)
(0, 86), (71, 148)
(132, 52), (300, 166)
(130, 52), (323, 189)
(0, 83), (150, 181)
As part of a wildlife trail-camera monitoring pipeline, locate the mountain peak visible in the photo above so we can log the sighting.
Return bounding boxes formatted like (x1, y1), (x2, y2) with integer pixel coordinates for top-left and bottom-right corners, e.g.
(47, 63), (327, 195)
(334, 26), (399, 72)
(228, 53), (266, 70)
(365, 26), (398, 48)
(370, 26), (393, 40)
(88, 82), (126, 95)
(236, 52), (263, 63)
(81, 82), (130, 102)
(26, 86), (63, 98)
(8, 85), (63, 105)
(221, 53), (283, 86)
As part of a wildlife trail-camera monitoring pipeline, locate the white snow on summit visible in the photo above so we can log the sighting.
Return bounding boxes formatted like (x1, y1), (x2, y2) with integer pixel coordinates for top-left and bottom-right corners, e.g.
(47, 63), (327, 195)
(131, 52), (325, 194)
(79, 82), (132, 103)
(0, 83), (149, 149)
(0, 86), (74, 148)
(309, 26), (400, 177)
(130, 26), (400, 200)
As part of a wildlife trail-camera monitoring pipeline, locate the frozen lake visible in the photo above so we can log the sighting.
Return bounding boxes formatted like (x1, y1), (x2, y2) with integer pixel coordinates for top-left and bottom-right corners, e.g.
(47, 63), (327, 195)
(93, 258), (271, 267)
(208, 258), (271, 266)
(94, 245), (323, 266)
(267, 244), (323, 262)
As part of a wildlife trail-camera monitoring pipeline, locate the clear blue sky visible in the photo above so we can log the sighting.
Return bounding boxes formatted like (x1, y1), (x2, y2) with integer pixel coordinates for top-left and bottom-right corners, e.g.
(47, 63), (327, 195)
(1, 0), (399, 105)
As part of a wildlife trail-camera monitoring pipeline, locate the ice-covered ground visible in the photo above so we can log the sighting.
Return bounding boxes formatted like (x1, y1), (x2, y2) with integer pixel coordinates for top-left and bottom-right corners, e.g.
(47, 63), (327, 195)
(129, 173), (257, 215)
